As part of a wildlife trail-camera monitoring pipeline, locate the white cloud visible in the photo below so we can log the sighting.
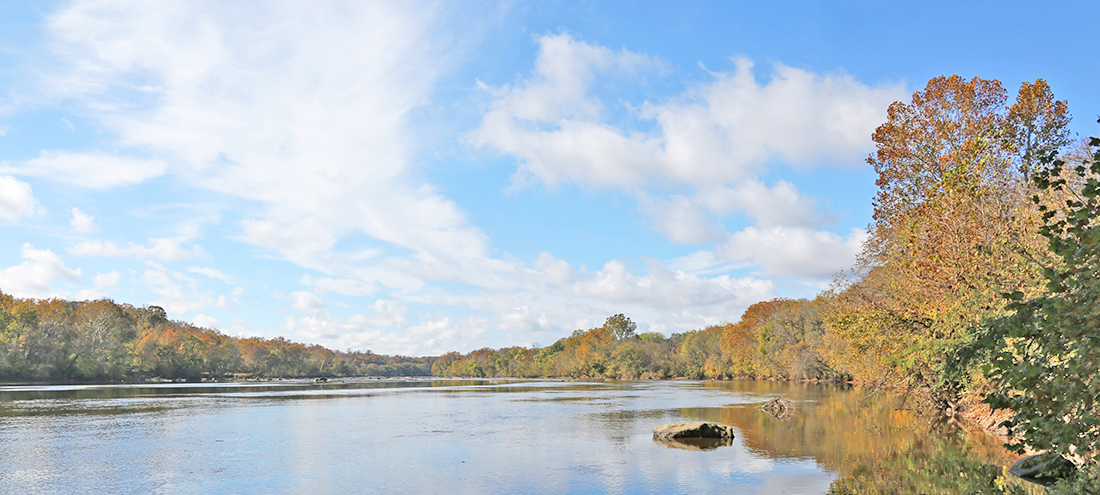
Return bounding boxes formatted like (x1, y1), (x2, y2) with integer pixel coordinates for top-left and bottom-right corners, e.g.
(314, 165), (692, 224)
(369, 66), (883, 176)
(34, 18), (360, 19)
(471, 34), (904, 190)
(69, 207), (97, 234)
(70, 237), (206, 261)
(531, 252), (579, 287)
(367, 299), (409, 328)
(188, 266), (231, 284)
(92, 270), (121, 289)
(0, 244), (82, 298)
(38, 1), (501, 282)
(498, 305), (557, 334)
(192, 313), (218, 329)
(215, 294), (239, 310)
(0, 175), (39, 224)
(697, 180), (826, 228)
(476, 32), (658, 123)
(301, 275), (376, 297)
(715, 226), (867, 278)
(286, 313), (488, 355)
(139, 262), (235, 316)
(0, 151), (168, 189)
(290, 290), (325, 315)
(639, 194), (725, 244)
(75, 270), (122, 300)
(574, 258), (775, 308)
(470, 33), (898, 259)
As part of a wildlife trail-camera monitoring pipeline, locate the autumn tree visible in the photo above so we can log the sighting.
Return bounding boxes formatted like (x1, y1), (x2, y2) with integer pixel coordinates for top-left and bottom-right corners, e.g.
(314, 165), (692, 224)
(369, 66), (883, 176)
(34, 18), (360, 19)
(603, 314), (636, 340)
(831, 76), (1070, 390)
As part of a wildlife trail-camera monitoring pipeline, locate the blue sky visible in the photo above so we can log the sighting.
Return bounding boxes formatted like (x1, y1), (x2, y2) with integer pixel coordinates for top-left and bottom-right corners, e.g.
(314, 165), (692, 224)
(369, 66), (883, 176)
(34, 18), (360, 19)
(1, 0), (1098, 355)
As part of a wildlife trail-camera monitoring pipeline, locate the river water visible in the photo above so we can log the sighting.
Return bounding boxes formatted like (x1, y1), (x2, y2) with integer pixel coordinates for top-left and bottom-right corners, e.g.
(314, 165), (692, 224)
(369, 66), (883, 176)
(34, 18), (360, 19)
(0, 379), (1038, 494)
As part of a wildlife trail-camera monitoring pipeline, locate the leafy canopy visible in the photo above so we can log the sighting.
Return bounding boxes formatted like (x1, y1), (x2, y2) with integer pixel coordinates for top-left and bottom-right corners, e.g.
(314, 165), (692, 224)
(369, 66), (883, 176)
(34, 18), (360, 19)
(985, 131), (1100, 460)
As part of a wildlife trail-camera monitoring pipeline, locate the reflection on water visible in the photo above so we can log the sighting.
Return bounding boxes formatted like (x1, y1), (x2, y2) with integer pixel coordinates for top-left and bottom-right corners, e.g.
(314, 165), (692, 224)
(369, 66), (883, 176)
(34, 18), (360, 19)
(0, 379), (1038, 494)
(653, 436), (735, 451)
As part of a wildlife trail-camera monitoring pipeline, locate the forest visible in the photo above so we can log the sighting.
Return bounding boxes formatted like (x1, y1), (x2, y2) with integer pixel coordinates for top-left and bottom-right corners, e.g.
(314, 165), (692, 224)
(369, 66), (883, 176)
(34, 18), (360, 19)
(2, 75), (1099, 483)
(0, 294), (432, 381)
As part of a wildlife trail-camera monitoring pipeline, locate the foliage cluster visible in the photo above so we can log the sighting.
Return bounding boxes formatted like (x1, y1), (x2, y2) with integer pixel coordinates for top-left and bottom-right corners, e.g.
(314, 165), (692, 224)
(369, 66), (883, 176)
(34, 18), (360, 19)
(0, 293), (431, 381)
(984, 138), (1100, 461)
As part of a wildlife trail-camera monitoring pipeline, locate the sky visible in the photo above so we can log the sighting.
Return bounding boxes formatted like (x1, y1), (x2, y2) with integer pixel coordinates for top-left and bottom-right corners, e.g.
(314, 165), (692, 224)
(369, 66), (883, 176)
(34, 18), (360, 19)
(1, 0), (1098, 356)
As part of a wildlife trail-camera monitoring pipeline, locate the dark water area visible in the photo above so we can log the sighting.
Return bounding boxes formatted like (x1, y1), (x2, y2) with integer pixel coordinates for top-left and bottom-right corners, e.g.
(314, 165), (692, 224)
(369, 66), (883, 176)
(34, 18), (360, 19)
(0, 379), (1040, 494)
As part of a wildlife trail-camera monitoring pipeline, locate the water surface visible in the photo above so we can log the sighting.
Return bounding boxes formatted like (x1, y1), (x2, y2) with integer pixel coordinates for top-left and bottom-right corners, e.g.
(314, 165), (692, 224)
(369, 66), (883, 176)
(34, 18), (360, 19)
(0, 379), (1034, 494)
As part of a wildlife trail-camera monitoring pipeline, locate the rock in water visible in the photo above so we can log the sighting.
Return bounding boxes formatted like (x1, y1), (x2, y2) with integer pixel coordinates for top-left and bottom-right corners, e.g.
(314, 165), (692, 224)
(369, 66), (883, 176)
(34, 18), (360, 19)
(653, 422), (735, 440)
(652, 422), (736, 451)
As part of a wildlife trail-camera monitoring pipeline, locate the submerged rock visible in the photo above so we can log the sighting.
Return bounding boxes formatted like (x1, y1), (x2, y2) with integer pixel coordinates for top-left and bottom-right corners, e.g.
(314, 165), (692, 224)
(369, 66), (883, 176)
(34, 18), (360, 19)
(1009, 452), (1075, 483)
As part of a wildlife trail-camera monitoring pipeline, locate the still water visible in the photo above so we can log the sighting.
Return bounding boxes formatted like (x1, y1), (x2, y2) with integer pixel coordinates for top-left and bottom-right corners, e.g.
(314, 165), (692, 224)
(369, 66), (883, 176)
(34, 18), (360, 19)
(0, 379), (1034, 494)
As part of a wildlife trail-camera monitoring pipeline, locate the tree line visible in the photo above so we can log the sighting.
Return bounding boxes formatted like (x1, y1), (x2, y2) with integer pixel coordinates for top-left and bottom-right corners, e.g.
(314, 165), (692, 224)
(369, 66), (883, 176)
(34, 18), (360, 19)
(0, 294), (432, 381)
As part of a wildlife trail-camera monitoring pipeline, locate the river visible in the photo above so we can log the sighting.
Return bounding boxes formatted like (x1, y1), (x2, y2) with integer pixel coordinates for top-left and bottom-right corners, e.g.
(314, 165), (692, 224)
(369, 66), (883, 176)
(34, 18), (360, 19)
(0, 379), (1040, 494)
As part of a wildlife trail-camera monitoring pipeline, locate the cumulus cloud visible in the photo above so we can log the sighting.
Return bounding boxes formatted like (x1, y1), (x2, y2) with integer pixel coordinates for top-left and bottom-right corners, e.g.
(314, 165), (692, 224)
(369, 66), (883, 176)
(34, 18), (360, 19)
(574, 258), (775, 308)
(0, 244), (82, 298)
(697, 180), (827, 228)
(70, 237), (206, 261)
(471, 33), (900, 257)
(531, 252), (579, 287)
(639, 194), (725, 244)
(715, 226), (868, 278)
(0, 176), (40, 224)
(93, 270), (121, 288)
(286, 312), (487, 355)
(471, 34), (904, 190)
(192, 314), (218, 329)
(368, 299), (409, 328)
(290, 290), (326, 315)
(139, 262), (237, 316)
(75, 270), (122, 300)
(69, 207), (97, 234)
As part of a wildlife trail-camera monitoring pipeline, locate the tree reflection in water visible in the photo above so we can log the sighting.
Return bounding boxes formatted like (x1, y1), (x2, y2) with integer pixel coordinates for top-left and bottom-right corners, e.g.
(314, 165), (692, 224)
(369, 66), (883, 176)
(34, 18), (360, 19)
(677, 384), (1044, 494)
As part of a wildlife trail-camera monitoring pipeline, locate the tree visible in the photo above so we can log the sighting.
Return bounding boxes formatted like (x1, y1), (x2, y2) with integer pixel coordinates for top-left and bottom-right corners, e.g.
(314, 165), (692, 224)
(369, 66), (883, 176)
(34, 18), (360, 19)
(603, 314), (636, 340)
(986, 136), (1100, 461)
(831, 76), (1069, 390)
